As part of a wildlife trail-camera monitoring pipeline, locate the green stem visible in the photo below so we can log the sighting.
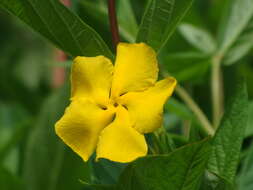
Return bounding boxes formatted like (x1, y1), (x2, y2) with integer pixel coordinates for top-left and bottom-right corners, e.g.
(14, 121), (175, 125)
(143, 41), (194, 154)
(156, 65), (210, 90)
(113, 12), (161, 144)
(182, 120), (191, 139)
(162, 71), (214, 136)
(211, 55), (224, 128)
(175, 85), (215, 136)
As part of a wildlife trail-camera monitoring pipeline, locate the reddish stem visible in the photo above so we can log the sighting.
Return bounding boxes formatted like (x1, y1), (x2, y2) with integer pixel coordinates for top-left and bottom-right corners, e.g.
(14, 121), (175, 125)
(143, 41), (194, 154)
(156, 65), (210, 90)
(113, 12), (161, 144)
(107, 0), (120, 49)
(52, 0), (71, 88)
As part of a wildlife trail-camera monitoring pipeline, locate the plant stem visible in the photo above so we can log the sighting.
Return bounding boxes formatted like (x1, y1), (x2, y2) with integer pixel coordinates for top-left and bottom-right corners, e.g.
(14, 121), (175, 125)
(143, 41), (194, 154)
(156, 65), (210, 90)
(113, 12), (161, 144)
(162, 71), (214, 136)
(107, 0), (120, 49)
(175, 85), (215, 136)
(211, 55), (224, 128)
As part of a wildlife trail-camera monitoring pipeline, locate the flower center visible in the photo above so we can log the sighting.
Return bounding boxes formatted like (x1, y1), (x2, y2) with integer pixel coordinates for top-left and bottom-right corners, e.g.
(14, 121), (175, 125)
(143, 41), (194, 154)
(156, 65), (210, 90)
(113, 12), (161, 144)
(98, 96), (128, 111)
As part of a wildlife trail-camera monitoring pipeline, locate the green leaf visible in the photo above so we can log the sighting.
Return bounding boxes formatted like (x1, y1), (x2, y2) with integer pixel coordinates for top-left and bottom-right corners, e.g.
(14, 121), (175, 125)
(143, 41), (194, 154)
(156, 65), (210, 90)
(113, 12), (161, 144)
(179, 23), (217, 54)
(208, 80), (249, 183)
(223, 28), (253, 65)
(22, 85), (90, 190)
(0, 0), (113, 58)
(189, 122), (207, 143)
(149, 129), (176, 154)
(163, 52), (211, 82)
(165, 97), (193, 120)
(55, 147), (91, 190)
(137, 0), (174, 50)
(92, 159), (126, 185)
(14, 42), (52, 90)
(118, 0), (138, 42)
(217, 0), (253, 54)
(237, 142), (253, 190)
(245, 102), (253, 137)
(0, 103), (29, 154)
(78, 0), (138, 42)
(81, 181), (116, 190)
(0, 103), (30, 173)
(137, 0), (194, 52)
(117, 138), (211, 190)
(0, 167), (24, 190)
(200, 172), (235, 190)
(0, 120), (30, 163)
(214, 181), (235, 190)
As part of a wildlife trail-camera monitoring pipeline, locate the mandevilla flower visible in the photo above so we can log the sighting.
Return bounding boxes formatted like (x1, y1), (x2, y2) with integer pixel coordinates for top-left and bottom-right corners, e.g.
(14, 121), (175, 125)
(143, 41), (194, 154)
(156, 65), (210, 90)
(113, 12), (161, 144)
(55, 43), (177, 163)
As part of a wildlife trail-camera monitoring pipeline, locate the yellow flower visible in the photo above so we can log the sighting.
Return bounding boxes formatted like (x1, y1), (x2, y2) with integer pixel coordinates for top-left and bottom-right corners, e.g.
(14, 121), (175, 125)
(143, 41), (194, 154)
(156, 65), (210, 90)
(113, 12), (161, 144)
(55, 43), (177, 163)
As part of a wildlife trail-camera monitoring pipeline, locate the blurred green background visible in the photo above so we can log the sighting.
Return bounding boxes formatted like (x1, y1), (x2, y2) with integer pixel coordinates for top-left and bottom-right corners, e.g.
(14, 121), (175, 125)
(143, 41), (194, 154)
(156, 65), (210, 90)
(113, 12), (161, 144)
(0, 0), (253, 189)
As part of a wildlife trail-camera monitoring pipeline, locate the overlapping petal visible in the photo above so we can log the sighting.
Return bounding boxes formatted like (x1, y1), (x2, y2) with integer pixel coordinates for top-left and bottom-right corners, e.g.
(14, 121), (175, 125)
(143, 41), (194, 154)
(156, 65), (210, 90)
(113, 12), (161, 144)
(96, 106), (147, 163)
(55, 42), (177, 163)
(111, 43), (158, 98)
(119, 77), (177, 133)
(55, 100), (115, 161)
(71, 56), (113, 104)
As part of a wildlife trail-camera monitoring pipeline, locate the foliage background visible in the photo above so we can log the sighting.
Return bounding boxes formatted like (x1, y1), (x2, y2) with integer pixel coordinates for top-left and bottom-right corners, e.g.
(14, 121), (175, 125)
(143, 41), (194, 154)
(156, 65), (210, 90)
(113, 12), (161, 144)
(0, 0), (253, 189)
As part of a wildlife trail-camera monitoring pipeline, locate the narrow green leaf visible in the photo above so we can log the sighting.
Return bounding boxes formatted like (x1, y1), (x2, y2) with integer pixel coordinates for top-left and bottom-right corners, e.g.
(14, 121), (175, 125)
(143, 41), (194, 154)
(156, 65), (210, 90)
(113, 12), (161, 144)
(92, 159), (126, 185)
(0, 0), (113, 58)
(208, 80), (249, 183)
(55, 147), (91, 190)
(163, 52), (211, 82)
(237, 142), (253, 190)
(137, 0), (174, 50)
(117, 138), (211, 190)
(149, 130), (176, 154)
(189, 122), (207, 143)
(0, 121), (30, 163)
(200, 172), (235, 190)
(22, 85), (89, 190)
(0, 103), (29, 160)
(0, 103), (30, 173)
(245, 102), (253, 137)
(217, 0), (253, 54)
(165, 98), (193, 120)
(14, 43), (52, 90)
(22, 85), (68, 190)
(223, 28), (253, 65)
(179, 23), (217, 54)
(118, 0), (139, 42)
(80, 181), (116, 190)
(137, 0), (194, 52)
(214, 181), (235, 190)
(0, 167), (24, 190)
(189, 124), (202, 143)
(79, 0), (138, 42)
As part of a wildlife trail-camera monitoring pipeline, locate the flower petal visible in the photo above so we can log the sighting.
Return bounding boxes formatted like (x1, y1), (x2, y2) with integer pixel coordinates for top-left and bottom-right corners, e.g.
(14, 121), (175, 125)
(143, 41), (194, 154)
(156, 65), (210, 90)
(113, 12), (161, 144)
(111, 43), (158, 97)
(71, 56), (113, 103)
(119, 77), (177, 133)
(96, 106), (147, 163)
(55, 100), (115, 162)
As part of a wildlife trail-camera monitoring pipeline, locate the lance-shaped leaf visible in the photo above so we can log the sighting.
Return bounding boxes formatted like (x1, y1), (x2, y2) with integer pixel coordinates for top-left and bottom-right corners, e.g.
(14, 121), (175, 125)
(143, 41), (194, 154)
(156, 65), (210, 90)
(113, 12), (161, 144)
(81, 182), (116, 190)
(245, 102), (253, 137)
(79, 0), (138, 42)
(22, 85), (90, 190)
(237, 142), (253, 190)
(0, 167), (24, 190)
(179, 23), (217, 54)
(117, 138), (211, 190)
(223, 19), (253, 65)
(137, 0), (194, 52)
(163, 52), (211, 82)
(0, 0), (113, 58)
(217, 0), (253, 54)
(208, 80), (249, 183)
